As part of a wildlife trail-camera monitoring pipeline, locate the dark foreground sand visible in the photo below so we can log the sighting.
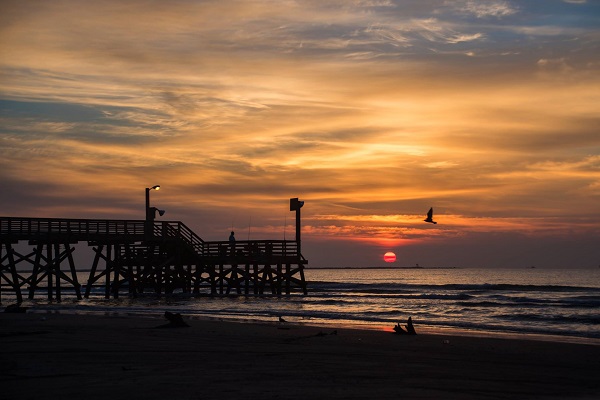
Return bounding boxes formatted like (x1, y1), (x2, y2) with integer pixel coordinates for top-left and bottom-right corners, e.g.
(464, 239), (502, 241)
(1, 313), (599, 400)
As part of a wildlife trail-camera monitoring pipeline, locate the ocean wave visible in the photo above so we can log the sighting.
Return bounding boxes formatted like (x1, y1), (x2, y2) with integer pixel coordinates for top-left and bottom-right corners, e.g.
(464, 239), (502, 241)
(8, 268), (599, 342)
(496, 312), (600, 325)
(308, 293), (473, 302)
(423, 319), (600, 339)
(309, 280), (600, 294)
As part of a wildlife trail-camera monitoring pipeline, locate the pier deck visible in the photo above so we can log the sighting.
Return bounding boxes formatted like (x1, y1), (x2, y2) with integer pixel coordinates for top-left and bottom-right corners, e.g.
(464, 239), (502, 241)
(0, 216), (307, 303)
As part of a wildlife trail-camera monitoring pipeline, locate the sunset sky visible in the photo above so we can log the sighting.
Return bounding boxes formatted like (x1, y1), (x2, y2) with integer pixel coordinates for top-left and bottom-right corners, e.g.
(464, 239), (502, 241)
(1, 0), (599, 268)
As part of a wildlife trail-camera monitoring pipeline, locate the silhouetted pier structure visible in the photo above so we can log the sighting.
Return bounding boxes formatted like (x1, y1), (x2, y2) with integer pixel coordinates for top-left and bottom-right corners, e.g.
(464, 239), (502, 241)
(0, 214), (308, 303)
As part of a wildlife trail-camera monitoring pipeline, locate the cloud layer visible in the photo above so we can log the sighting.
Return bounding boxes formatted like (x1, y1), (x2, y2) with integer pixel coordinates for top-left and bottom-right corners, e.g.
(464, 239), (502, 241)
(1, 0), (599, 267)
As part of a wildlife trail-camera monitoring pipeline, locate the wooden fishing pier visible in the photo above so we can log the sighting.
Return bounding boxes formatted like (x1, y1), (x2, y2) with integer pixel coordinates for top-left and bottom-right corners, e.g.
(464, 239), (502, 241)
(0, 198), (308, 302)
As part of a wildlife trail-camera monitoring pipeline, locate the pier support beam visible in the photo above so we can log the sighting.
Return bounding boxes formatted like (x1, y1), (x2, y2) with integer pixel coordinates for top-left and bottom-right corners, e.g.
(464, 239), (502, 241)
(26, 242), (81, 301)
(0, 242), (24, 304)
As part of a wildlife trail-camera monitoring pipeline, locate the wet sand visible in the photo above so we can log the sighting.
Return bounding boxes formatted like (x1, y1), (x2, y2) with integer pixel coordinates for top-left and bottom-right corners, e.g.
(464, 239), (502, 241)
(1, 312), (599, 399)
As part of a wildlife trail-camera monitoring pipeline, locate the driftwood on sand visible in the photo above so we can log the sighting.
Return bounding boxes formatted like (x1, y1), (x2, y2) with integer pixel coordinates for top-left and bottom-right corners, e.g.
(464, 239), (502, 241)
(156, 311), (190, 328)
(393, 317), (417, 335)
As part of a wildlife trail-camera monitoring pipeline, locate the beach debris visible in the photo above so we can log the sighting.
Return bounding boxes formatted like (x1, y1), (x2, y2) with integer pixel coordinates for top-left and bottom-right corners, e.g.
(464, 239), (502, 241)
(393, 317), (417, 335)
(424, 207), (437, 224)
(156, 311), (190, 328)
(4, 303), (27, 313)
(277, 316), (290, 329)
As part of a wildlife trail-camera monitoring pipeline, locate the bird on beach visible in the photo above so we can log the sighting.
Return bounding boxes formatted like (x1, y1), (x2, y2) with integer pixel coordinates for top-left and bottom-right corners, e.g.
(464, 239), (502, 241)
(424, 207), (437, 224)
(278, 316), (287, 323)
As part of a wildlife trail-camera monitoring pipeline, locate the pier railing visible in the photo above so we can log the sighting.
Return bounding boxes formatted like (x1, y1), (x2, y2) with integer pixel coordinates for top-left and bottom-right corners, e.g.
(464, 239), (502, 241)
(0, 217), (303, 259)
(203, 240), (300, 259)
(0, 217), (146, 241)
(152, 221), (205, 254)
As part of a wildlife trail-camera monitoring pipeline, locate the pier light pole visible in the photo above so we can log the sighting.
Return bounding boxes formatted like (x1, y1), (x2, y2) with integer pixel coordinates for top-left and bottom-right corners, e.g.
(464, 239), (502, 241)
(145, 185), (162, 237)
(145, 185), (161, 220)
(290, 198), (304, 255)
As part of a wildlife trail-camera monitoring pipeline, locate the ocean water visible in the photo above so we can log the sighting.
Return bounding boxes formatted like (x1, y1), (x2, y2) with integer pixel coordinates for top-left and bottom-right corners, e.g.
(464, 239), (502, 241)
(3, 268), (600, 343)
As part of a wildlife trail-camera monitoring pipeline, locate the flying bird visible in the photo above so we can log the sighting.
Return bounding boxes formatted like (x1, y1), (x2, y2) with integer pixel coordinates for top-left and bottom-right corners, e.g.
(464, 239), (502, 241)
(424, 207), (437, 224)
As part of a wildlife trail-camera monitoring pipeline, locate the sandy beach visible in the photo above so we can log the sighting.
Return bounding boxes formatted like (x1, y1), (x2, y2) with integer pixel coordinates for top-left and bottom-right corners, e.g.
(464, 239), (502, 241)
(1, 312), (599, 400)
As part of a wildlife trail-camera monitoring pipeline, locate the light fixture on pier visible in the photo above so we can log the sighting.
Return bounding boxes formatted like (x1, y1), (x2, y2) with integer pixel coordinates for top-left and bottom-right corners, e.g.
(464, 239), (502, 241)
(290, 198), (304, 211)
(149, 207), (166, 218)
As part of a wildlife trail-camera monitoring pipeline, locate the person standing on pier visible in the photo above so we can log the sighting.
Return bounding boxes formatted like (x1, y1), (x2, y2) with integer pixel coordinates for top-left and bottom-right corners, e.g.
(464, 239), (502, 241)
(229, 231), (236, 255)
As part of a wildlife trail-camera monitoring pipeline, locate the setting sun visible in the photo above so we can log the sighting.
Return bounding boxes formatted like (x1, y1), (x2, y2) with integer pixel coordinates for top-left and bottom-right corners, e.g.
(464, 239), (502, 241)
(383, 252), (396, 263)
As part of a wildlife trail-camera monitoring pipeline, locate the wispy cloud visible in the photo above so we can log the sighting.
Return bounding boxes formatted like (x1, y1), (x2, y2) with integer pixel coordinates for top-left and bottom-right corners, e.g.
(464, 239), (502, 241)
(450, 0), (518, 18)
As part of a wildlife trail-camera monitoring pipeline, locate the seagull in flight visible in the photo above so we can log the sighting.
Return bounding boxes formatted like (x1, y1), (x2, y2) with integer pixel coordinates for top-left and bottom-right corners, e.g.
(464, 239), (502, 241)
(424, 207), (437, 224)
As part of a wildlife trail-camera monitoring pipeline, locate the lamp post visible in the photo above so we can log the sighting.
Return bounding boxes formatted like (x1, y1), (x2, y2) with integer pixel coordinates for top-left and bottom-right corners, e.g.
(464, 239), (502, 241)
(145, 185), (160, 220)
(145, 185), (163, 237)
